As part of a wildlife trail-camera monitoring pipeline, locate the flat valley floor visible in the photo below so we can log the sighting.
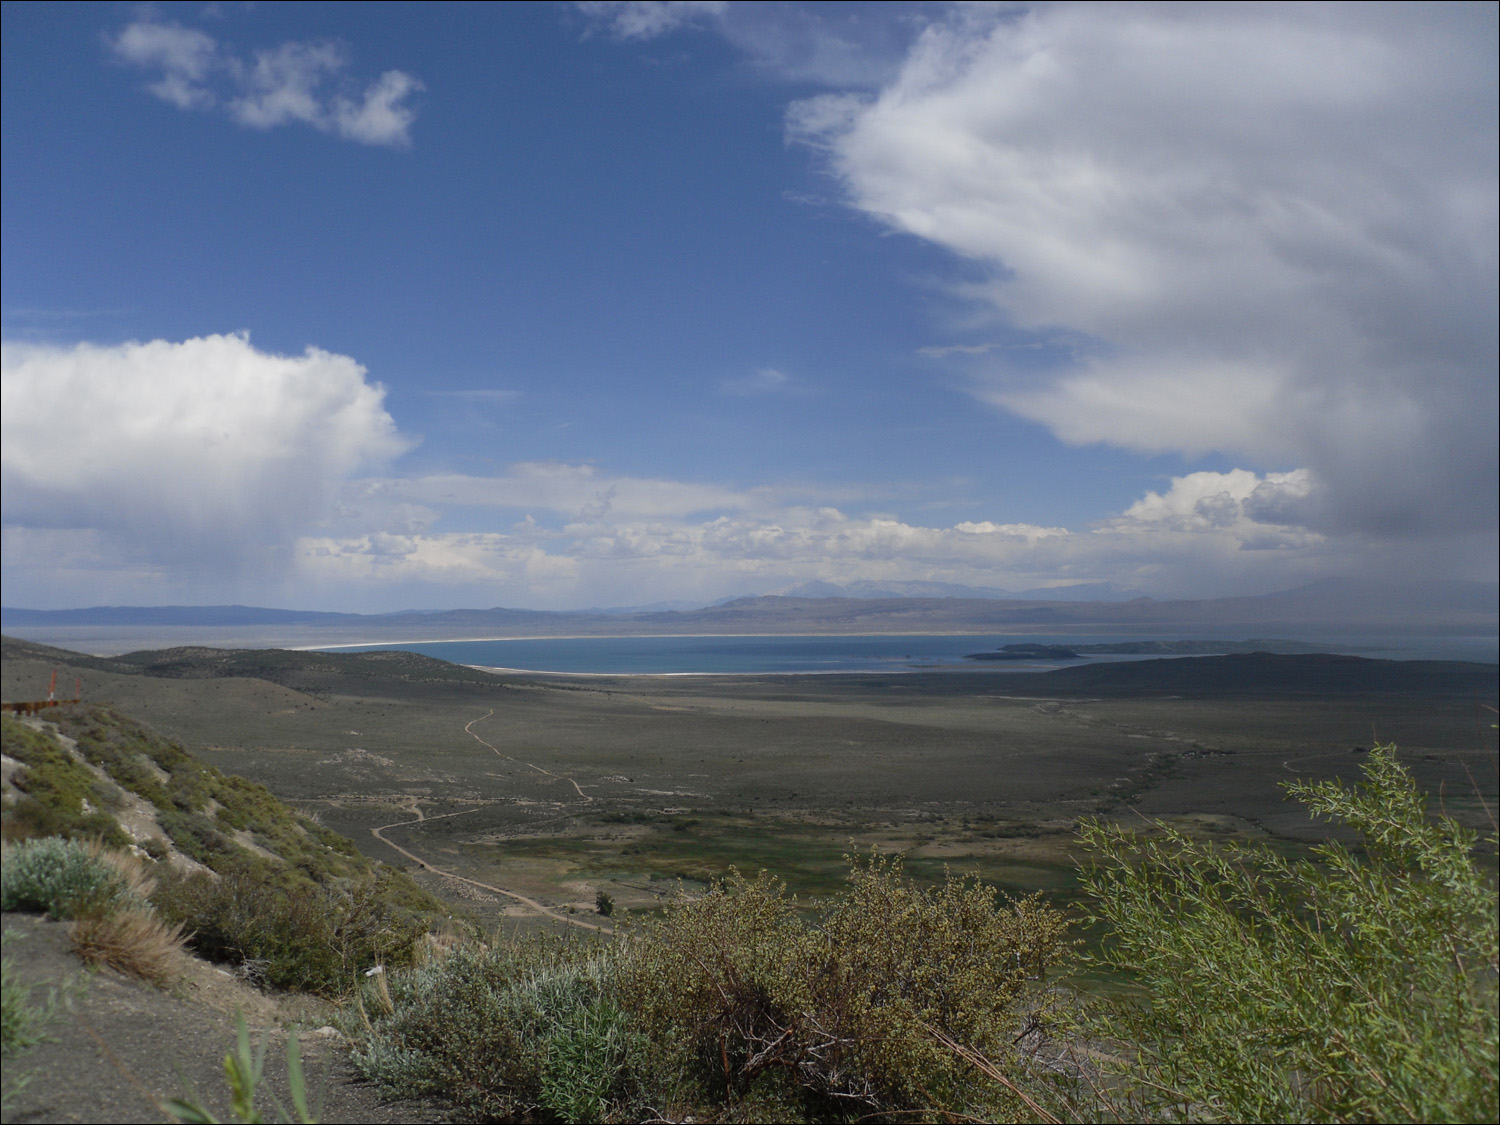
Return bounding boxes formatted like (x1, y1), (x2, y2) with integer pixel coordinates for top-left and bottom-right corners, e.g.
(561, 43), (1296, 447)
(4, 643), (1496, 935)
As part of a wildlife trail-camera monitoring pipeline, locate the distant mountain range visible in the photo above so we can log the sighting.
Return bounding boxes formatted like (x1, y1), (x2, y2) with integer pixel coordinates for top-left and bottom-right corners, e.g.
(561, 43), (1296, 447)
(3, 580), (1495, 649)
(778, 579), (1148, 601)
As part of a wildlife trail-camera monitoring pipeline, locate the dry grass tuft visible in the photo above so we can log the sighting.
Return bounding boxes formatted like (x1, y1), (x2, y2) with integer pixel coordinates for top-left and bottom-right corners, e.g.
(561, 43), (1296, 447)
(88, 840), (156, 901)
(419, 918), (467, 963)
(69, 906), (186, 988)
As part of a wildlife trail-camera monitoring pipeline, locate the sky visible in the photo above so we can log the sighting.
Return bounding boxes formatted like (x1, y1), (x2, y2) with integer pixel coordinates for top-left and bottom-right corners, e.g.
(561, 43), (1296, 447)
(2, 1), (1496, 612)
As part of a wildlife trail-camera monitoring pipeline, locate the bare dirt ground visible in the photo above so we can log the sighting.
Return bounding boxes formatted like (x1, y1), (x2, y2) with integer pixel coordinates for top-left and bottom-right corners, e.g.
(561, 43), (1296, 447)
(1, 912), (442, 1124)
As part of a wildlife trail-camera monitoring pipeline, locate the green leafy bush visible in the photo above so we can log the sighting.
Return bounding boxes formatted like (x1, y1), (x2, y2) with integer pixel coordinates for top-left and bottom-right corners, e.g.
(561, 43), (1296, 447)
(153, 861), (429, 995)
(1080, 744), (1499, 1124)
(539, 995), (642, 1124)
(0, 837), (144, 919)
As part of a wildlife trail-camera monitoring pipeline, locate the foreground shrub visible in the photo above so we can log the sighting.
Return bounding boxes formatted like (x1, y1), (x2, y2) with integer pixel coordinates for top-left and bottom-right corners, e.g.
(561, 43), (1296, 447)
(348, 939), (642, 1122)
(539, 994), (642, 1124)
(0, 837), (146, 919)
(622, 858), (1070, 1122)
(348, 858), (1069, 1123)
(1080, 744), (1499, 1124)
(153, 861), (429, 994)
(618, 869), (816, 1117)
(819, 854), (1070, 1110)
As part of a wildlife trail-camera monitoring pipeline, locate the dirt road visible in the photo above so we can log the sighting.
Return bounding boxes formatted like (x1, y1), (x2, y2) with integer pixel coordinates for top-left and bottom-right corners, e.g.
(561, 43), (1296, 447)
(365, 709), (614, 935)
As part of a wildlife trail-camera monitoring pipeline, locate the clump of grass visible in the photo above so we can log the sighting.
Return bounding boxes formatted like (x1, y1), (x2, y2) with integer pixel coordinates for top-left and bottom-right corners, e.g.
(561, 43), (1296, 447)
(2, 930), (62, 1107)
(68, 906), (186, 988)
(0, 837), (146, 919)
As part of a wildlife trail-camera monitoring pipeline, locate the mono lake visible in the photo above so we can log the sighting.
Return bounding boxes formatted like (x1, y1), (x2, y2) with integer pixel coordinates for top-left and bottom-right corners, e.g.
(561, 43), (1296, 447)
(314, 631), (1497, 675)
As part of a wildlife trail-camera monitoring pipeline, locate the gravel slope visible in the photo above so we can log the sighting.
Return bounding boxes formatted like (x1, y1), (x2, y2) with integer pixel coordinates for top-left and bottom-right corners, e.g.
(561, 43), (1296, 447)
(1, 911), (442, 1124)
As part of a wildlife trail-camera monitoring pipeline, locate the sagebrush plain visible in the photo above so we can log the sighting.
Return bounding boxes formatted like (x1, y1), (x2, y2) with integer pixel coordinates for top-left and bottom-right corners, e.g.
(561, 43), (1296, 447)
(4, 637), (1493, 937)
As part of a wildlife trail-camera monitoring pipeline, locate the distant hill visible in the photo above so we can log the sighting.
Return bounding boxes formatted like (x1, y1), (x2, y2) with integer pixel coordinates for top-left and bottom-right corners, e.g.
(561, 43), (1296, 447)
(1029, 651), (1498, 697)
(779, 579), (1147, 601)
(3, 578), (1495, 653)
(0, 604), (364, 626)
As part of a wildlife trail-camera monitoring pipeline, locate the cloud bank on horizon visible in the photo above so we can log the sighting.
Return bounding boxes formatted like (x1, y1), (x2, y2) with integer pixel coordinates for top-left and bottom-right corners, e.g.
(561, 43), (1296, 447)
(0, 328), (1445, 611)
(1, 2), (1494, 612)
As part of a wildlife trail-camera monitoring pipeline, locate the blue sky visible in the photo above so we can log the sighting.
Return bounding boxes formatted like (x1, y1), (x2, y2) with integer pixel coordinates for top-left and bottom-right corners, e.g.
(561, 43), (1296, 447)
(3, 1), (1496, 611)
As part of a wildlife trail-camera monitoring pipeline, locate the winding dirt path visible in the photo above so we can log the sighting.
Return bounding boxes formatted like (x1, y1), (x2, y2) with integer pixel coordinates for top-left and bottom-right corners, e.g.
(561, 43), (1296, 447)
(372, 810), (612, 934)
(366, 709), (612, 934)
(463, 709), (593, 801)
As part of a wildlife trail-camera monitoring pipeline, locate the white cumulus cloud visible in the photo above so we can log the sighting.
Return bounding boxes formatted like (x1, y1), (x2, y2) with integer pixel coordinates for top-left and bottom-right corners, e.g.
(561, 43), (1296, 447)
(1121, 468), (1317, 532)
(112, 19), (219, 109)
(1, 334), (410, 577)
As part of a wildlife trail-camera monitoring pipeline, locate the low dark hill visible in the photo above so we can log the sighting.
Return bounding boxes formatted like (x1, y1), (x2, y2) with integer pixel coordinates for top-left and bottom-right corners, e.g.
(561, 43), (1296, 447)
(110, 644), (503, 689)
(0, 635), (141, 676)
(1033, 652), (1498, 697)
(2, 634), (503, 694)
